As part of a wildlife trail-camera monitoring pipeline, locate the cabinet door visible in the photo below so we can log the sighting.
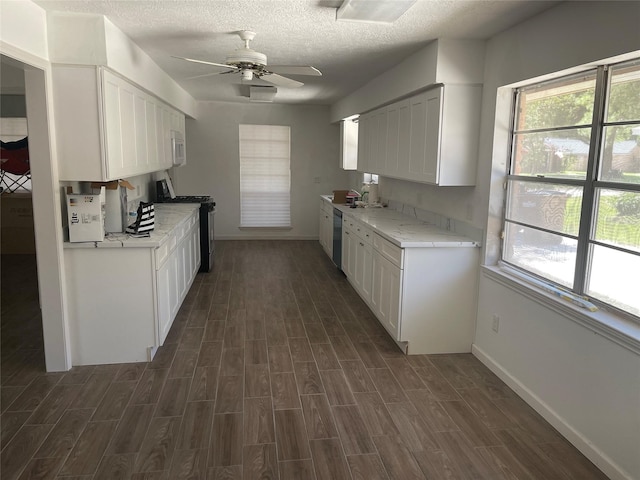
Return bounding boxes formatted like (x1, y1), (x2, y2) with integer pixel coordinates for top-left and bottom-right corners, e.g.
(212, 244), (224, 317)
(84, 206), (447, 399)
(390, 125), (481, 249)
(156, 105), (173, 170)
(134, 91), (148, 174)
(320, 209), (333, 258)
(324, 212), (333, 258)
(371, 251), (402, 339)
(177, 235), (190, 301)
(407, 89), (443, 184)
(423, 87), (443, 184)
(408, 92), (428, 182)
(156, 256), (174, 345)
(397, 99), (411, 177)
(373, 108), (387, 175)
(104, 71), (139, 179)
(102, 72), (124, 178)
(145, 98), (159, 171)
(386, 102), (400, 176)
(357, 113), (369, 172)
(342, 227), (356, 278)
(193, 224), (201, 272)
(355, 240), (373, 303)
(319, 210), (326, 250)
(157, 250), (180, 341)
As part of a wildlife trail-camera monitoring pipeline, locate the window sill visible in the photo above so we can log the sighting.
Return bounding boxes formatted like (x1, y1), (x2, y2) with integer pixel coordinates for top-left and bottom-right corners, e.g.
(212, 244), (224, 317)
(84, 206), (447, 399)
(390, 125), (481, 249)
(482, 265), (640, 355)
(238, 226), (292, 231)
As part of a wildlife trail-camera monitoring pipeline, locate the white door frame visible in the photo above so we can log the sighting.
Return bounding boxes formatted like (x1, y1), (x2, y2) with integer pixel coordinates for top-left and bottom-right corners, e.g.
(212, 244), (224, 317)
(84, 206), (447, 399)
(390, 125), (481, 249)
(2, 44), (71, 371)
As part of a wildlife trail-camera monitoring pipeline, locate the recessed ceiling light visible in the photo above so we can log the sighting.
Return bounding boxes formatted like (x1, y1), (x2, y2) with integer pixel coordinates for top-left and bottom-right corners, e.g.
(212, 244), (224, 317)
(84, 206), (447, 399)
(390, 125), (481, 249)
(336, 0), (417, 24)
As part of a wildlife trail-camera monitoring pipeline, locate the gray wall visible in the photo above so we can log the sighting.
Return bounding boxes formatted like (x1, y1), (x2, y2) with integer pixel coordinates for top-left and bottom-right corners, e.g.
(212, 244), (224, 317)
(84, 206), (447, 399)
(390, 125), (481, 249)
(173, 101), (351, 239)
(474, 2), (640, 480)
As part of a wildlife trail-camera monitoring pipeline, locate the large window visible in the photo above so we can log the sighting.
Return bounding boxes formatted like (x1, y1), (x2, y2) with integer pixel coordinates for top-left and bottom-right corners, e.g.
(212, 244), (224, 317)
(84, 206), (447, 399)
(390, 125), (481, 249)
(503, 59), (640, 319)
(239, 124), (291, 228)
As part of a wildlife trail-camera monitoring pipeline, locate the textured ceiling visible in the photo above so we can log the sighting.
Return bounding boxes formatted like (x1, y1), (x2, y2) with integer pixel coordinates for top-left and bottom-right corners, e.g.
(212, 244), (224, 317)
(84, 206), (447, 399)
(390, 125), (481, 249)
(33, 0), (559, 104)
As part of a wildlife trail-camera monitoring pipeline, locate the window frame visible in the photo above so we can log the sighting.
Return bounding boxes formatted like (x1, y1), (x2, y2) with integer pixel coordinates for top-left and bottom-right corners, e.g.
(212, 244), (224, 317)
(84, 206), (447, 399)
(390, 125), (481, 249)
(502, 60), (640, 321)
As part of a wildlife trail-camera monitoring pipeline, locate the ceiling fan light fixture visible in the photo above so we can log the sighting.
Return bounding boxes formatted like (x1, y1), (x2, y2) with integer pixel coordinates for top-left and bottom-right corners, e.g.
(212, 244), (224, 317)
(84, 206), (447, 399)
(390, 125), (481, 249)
(242, 69), (254, 81)
(336, 0), (417, 24)
(249, 86), (277, 103)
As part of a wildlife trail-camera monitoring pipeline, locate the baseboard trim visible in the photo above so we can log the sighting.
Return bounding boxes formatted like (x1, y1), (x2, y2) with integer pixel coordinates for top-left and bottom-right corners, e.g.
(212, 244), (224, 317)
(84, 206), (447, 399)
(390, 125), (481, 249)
(215, 235), (319, 241)
(472, 344), (632, 480)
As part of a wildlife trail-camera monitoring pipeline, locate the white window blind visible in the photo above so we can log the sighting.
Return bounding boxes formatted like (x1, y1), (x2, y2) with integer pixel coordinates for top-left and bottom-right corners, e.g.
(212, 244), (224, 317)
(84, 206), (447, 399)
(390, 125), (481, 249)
(239, 124), (291, 227)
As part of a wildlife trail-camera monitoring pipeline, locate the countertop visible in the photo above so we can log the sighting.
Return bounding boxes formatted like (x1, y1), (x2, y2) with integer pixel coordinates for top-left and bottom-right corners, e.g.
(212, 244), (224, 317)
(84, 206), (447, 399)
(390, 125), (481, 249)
(64, 203), (200, 249)
(321, 195), (478, 248)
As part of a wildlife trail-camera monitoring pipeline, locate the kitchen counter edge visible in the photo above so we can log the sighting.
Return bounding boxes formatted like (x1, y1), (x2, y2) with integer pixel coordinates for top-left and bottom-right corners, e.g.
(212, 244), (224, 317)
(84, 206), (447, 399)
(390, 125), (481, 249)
(63, 203), (200, 249)
(321, 195), (479, 248)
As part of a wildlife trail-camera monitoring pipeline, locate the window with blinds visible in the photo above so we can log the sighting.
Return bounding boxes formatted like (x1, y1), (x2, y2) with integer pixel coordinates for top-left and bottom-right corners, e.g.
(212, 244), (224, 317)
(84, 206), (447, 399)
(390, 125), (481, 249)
(239, 124), (291, 228)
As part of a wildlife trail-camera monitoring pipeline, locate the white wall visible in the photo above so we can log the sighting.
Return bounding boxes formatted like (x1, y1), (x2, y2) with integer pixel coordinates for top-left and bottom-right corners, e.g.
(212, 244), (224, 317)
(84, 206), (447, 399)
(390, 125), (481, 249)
(330, 39), (485, 122)
(1, 0), (72, 371)
(0, 0), (49, 61)
(46, 13), (197, 118)
(329, 1), (640, 479)
(172, 101), (351, 239)
(474, 2), (640, 480)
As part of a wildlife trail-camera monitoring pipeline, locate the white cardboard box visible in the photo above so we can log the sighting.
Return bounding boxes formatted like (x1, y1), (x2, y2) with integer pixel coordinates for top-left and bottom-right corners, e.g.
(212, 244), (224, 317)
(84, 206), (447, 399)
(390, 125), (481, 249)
(67, 187), (105, 242)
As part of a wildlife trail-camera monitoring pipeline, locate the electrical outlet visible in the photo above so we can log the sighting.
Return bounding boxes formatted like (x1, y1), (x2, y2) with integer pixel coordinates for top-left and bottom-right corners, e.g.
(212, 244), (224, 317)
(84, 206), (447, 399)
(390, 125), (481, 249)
(492, 315), (500, 333)
(313, 176), (321, 184)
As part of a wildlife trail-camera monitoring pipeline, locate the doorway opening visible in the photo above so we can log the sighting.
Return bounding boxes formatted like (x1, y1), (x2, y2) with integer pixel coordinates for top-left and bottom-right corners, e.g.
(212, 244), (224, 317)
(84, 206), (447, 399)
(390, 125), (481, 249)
(1, 55), (47, 381)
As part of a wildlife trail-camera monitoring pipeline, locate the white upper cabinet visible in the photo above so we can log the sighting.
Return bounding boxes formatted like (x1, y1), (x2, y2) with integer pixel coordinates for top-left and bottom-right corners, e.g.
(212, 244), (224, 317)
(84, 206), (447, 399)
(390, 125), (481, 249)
(53, 65), (185, 181)
(340, 119), (358, 170)
(356, 84), (481, 186)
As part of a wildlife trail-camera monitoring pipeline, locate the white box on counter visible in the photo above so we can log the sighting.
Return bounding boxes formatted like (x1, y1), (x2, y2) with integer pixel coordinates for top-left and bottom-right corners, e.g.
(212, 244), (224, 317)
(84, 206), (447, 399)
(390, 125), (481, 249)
(67, 187), (106, 242)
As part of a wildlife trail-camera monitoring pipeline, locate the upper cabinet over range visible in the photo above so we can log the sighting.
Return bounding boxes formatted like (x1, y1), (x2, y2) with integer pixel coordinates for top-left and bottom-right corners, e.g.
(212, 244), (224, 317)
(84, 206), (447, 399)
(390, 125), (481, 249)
(52, 65), (186, 181)
(357, 84), (482, 186)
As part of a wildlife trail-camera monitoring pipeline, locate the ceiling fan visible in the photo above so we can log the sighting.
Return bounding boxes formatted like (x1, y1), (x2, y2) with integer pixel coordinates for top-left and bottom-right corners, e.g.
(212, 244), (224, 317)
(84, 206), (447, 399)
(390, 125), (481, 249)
(173, 30), (322, 88)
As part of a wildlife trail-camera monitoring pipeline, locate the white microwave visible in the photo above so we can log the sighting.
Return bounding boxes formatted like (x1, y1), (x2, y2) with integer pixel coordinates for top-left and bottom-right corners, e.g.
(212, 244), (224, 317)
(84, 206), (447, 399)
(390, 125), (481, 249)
(170, 130), (186, 166)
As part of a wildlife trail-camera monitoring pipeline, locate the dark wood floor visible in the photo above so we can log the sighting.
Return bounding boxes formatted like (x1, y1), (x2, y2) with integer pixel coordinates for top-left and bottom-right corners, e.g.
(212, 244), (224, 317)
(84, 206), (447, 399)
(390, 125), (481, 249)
(1, 241), (609, 480)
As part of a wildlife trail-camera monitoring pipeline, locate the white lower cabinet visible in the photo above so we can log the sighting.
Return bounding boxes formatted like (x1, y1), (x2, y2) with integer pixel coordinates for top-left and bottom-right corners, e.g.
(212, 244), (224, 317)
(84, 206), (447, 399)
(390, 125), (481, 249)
(352, 234), (373, 303)
(322, 202), (479, 354)
(157, 213), (200, 344)
(156, 251), (178, 345)
(371, 250), (402, 339)
(342, 214), (373, 304)
(318, 201), (333, 257)
(350, 228), (478, 354)
(65, 209), (200, 365)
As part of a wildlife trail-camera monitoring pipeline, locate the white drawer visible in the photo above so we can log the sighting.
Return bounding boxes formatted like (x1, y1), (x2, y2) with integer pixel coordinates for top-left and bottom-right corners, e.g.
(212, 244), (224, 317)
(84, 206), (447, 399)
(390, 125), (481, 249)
(373, 233), (403, 268)
(354, 223), (373, 244)
(156, 233), (176, 268)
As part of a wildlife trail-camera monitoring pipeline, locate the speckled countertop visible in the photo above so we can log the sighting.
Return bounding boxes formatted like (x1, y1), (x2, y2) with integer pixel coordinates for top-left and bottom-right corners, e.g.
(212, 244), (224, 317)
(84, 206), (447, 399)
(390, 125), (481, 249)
(63, 204), (200, 249)
(321, 195), (478, 248)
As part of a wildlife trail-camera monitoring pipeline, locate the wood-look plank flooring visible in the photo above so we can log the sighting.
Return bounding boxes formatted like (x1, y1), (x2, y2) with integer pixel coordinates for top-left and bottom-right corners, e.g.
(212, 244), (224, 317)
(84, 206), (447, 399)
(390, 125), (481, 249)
(1, 244), (610, 480)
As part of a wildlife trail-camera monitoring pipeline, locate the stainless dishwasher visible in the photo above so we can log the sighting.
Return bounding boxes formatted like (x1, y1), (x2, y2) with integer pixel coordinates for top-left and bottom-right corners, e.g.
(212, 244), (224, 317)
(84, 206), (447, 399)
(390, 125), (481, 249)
(332, 208), (342, 269)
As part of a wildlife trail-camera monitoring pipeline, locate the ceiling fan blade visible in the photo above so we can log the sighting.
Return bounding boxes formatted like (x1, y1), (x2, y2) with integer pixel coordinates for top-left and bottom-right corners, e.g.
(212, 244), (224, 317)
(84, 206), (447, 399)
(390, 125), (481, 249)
(184, 70), (237, 81)
(171, 55), (233, 69)
(268, 65), (322, 76)
(260, 73), (304, 88)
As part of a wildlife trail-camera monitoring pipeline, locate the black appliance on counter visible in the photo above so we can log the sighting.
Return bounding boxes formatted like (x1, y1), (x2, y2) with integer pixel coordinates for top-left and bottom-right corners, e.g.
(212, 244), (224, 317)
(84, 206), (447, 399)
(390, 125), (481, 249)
(156, 180), (215, 273)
